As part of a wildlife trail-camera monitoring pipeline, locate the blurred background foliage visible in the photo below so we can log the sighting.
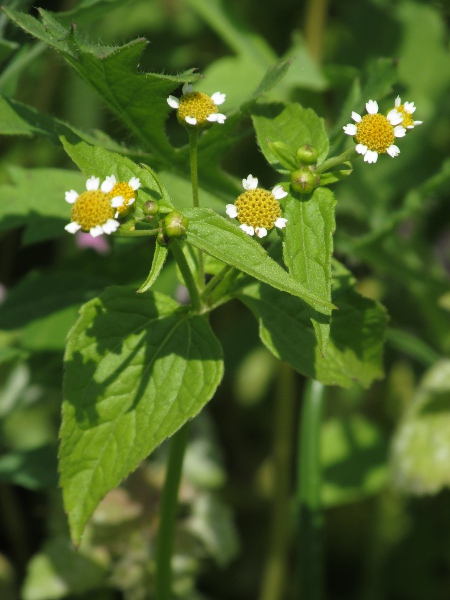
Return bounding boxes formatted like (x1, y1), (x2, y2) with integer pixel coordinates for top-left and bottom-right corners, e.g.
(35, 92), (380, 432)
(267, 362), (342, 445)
(0, 0), (450, 599)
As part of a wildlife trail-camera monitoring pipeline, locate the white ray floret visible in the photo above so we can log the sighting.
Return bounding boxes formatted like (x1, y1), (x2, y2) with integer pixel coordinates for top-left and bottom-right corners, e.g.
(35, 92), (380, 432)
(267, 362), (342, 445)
(272, 185), (287, 200)
(65, 190), (78, 204)
(243, 174), (258, 190)
(86, 176), (100, 191)
(226, 204), (238, 218)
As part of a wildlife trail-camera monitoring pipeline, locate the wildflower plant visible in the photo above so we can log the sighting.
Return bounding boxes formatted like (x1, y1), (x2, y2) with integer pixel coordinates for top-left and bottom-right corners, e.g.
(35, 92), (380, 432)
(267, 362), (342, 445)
(0, 3), (438, 600)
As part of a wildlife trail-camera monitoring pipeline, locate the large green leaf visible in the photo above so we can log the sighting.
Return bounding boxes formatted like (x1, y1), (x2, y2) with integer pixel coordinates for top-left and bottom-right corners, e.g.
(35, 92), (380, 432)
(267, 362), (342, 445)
(60, 287), (223, 544)
(182, 207), (334, 312)
(391, 360), (450, 495)
(252, 102), (330, 171)
(237, 261), (387, 388)
(282, 188), (336, 355)
(3, 7), (201, 161)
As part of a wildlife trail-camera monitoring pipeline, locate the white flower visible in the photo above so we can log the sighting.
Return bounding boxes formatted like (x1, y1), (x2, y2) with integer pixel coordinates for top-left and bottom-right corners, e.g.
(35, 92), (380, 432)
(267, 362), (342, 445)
(394, 96), (423, 129)
(167, 84), (227, 129)
(100, 175), (141, 217)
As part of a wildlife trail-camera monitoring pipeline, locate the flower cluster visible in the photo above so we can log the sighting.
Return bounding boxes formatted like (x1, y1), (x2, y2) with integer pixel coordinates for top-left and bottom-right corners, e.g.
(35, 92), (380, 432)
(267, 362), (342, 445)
(226, 175), (288, 238)
(65, 175), (140, 238)
(344, 97), (422, 164)
(167, 83), (226, 129)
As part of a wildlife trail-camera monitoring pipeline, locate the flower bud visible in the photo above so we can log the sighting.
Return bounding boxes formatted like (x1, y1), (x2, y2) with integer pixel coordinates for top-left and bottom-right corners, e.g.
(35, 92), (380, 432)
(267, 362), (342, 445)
(157, 230), (169, 246)
(161, 211), (189, 238)
(290, 167), (320, 195)
(296, 145), (318, 166)
(142, 201), (159, 216)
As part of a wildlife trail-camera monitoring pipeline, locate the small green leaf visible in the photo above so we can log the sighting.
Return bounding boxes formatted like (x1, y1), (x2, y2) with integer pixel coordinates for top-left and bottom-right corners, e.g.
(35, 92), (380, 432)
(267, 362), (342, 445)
(391, 360), (450, 495)
(319, 162), (353, 186)
(237, 260), (387, 388)
(252, 102), (329, 173)
(137, 243), (169, 293)
(282, 188), (336, 354)
(60, 287), (223, 544)
(266, 141), (299, 173)
(182, 207), (334, 312)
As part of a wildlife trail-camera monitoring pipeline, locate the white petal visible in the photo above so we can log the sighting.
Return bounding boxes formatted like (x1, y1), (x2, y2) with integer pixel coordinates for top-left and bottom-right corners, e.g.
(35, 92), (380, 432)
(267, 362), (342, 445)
(395, 96), (401, 107)
(206, 113), (219, 122)
(403, 101), (416, 114)
(274, 217), (288, 229)
(101, 175), (116, 193)
(110, 195), (125, 208)
(102, 219), (120, 235)
(387, 109), (403, 125)
(90, 225), (104, 237)
(343, 124), (357, 136)
(364, 150), (378, 163)
(387, 145), (400, 158)
(86, 176), (100, 191)
(272, 185), (287, 200)
(366, 100), (378, 114)
(351, 111), (362, 122)
(65, 221), (81, 234)
(215, 113), (226, 124)
(65, 190), (78, 204)
(128, 177), (141, 190)
(226, 204), (238, 218)
(394, 125), (406, 138)
(243, 175), (258, 190)
(211, 92), (226, 105)
(355, 143), (368, 155)
(413, 120), (423, 126)
(240, 224), (254, 236)
(182, 83), (193, 95)
(255, 227), (267, 238)
(185, 116), (197, 125)
(167, 96), (180, 109)
(114, 211), (119, 218)
(126, 198), (135, 206)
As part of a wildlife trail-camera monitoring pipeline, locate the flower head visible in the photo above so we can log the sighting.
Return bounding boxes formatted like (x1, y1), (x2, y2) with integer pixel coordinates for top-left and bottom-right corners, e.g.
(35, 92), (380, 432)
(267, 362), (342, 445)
(392, 96), (422, 130)
(64, 176), (121, 238)
(101, 175), (141, 217)
(167, 83), (226, 130)
(226, 175), (288, 238)
(343, 100), (406, 163)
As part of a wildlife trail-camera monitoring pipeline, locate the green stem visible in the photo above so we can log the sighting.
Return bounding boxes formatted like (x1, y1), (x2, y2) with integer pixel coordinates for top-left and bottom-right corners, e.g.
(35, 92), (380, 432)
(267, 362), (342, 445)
(113, 228), (159, 237)
(169, 239), (202, 312)
(297, 379), (326, 600)
(304, 0), (329, 64)
(189, 130), (204, 286)
(316, 147), (357, 174)
(259, 362), (296, 600)
(155, 423), (191, 600)
(200, 264), (234, 301)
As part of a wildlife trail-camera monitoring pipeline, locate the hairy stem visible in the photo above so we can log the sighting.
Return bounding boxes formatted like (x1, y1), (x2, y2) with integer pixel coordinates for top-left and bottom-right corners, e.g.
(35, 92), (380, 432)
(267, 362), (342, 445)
(316, 147), (357, 173)
(189, 130), (204, 285)
(169, 239), (202, 312)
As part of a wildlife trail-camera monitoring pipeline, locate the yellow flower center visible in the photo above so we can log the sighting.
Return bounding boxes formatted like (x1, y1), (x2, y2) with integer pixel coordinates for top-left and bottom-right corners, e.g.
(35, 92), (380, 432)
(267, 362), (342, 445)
(177, 92), (218, 128)
(234, 189), (281, 230)
(106, 182), (135, 215)
(71, 190), (114, 231)
(395, 105), (415, 128)
(355, 113), (395, 154)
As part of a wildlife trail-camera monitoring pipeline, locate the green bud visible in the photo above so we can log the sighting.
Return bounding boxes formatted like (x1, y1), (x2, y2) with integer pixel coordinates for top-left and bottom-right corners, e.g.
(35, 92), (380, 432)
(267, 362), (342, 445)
(161, 211), (189, 238)
(142, 201), (159, 216)
(290, 167), (320, 194)
(296, 145), (318, 166)
(157, 230), (169, 246)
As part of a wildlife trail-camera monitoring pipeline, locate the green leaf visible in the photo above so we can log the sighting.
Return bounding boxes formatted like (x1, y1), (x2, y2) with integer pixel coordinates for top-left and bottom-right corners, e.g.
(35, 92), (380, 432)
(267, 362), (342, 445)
(322, 415), (388, 507)
(52, 0), (129, 25)
(59, 129), (175, 215)
(182, 207), (334, 312)
(319, 162), (353, 186)
(3, 7), (201, 161)
(391, 360), (450, 495)
(0, 167), (86, 244)
(252, 102), (329, 173)
(137, 243), (169, 293)
(60, 287), (223, 544)
(237, 260), (387, 388)
(282, 188), (336, 354)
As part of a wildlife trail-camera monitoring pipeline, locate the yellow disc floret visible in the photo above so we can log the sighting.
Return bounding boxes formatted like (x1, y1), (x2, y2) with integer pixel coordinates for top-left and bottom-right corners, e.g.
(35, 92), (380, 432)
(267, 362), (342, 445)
(355, 114), (395, 154)
(177, 92), (218, 128)
(395, 104), (415, 129)
(234, 189), (281, 230)
(106, 182), (135, 215)
(71, 190), (115, 231)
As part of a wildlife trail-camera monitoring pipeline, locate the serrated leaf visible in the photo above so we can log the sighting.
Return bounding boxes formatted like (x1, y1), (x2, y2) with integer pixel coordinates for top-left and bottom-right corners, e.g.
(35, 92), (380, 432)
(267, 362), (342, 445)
(391, 360), (450, 495)
(59, 129), (175, 215)
(4, 7), (201, 161)
(60, 287), (223, 544)
(137, 243), (169, 293)
(0, 167), (86, 244)
(182, 207), (334, 312)
(236, 260), (387, 388)
(252, 102), (329, 173)
(282, 188), (336, 354)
